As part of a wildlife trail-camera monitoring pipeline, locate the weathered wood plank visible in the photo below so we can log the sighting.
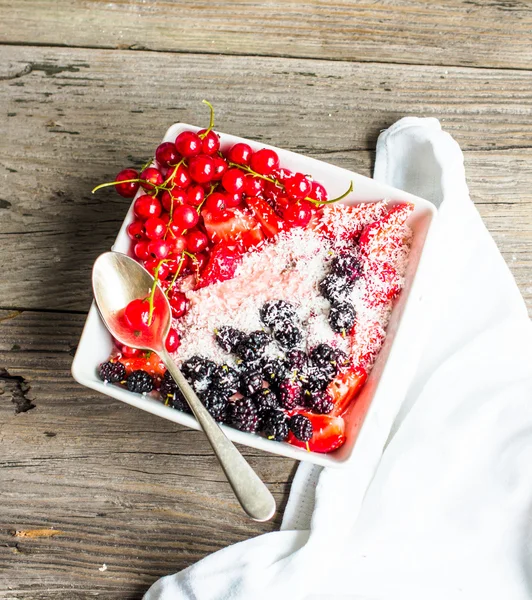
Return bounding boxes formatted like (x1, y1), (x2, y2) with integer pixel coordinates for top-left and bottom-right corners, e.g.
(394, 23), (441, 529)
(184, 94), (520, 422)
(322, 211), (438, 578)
(0, 309), (296, 598)
(2, 0), (532, 70)
(1, 46), (531, 314)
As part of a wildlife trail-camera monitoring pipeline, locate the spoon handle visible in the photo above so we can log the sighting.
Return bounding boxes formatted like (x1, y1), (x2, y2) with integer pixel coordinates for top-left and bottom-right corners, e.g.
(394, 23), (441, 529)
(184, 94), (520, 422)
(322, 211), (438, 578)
(160, 349), (276, 522)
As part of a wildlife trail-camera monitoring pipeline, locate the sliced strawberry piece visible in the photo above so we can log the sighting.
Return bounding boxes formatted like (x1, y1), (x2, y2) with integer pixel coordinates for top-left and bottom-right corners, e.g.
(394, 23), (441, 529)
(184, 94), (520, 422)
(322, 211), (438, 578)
(287, 413), (346, 453)
(245, 195), (285, 238)
(328, 366), (367, 416)
(202, 208), (264, 250)
(365, 261), (402, 306)
(359, 202), (414, 260)
(119, 352), (166, 379)
(195, 243), (242, 289)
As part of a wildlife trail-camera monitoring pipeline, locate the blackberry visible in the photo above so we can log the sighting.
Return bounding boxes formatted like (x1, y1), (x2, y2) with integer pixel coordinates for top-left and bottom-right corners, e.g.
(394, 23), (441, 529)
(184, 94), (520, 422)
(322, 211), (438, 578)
(278, 378), (303, 410)
(289, 414), (313, 442)
(302, 364), (331, 393)
(126, 370), (154, 394)
(309, 343), (347, 379)
(286, 349), (309, 374)
(329, 303), (356, 334)
(260, 300), (297, 328)
(308, 390), (334, 414)
(330, 253), (362, 281)
(229, 398), (259, 433)
(215, 326), (245, 353)
(98, 361), (126, 383)
(211, 364), (240, 395)
(201, 388), (229, 422)
(261, 357), (290, 384)
(272, 322), (302, 350)
(235, 330), (270, 363)
(159, 371), (191, 413)
(182, 356), (217, 382)
(319, 274), (354, 305)
(239, 369), (264, 396)
(253, 387), (280, 427)
(261, 410), (289, 442)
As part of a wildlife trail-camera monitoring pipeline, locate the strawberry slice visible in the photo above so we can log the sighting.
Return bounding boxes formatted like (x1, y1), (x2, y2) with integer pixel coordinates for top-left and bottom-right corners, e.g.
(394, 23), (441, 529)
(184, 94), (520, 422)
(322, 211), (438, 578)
(359, 202), (413, 260)
(202, 208), (265, 250)
(245, 195), (285, 238)
(195, 243), (242, 289)
(328, 366), (367, 416)
(119, 352), (166, 379)
(287, 413), (346, 453)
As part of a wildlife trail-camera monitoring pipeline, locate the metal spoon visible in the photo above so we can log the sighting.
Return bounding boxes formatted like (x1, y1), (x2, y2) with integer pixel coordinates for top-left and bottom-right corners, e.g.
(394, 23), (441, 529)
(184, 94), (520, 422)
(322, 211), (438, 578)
(92, 251), (276, 522)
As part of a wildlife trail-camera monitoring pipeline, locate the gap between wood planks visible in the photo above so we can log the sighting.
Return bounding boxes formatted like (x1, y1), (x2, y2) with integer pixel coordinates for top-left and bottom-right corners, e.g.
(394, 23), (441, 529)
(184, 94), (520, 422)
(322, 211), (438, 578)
(3, 40), (532, 74)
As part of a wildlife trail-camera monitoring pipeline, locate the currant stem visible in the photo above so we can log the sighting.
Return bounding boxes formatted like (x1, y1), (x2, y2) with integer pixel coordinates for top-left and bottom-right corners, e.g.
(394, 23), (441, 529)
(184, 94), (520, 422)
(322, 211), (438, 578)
(165, 251), (186, 296)
(199, 100), (215, 138)
(147, 261), (165, 325)
(227, 161), (279, 186)
(163, 157), (186, 186)
(306, 181), (354, 205)
(92, 178), (144, 194)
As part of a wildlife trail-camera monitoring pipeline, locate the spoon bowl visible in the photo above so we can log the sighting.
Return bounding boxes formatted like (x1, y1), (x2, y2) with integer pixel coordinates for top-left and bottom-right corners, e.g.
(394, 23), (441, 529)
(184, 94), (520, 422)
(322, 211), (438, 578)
(91, 251), (276, 522)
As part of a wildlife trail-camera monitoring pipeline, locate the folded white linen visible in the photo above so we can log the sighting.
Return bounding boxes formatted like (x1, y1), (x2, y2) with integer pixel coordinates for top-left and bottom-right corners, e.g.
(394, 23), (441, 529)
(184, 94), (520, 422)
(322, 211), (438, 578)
(145, 118), (532, 600)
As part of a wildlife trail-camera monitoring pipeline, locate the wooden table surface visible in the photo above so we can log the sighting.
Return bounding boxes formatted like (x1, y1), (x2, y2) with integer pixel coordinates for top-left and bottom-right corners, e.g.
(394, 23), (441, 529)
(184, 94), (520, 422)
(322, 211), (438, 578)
(1, 1), (531, 597)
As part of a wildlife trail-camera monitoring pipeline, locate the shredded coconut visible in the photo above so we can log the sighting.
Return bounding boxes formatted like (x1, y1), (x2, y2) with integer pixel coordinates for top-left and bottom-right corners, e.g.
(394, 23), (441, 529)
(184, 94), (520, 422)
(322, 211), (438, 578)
(172, 200), (413, 379)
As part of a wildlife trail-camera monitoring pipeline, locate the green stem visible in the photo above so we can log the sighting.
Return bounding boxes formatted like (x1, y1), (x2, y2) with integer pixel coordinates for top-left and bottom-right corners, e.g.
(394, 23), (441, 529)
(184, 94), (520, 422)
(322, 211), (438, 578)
(92, 178), (143, 194)
(147, 260), (166, 325)
(198, 100), (215, 138)
(163, 157), (186, 186)
(165, 251), (186, 296)
(305, 181), (354, 206)
(227, 161), (279, 186)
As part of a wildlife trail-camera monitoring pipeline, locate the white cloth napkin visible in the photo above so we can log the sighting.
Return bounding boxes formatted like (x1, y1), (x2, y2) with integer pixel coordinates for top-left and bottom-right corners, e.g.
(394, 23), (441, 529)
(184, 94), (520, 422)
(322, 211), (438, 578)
(144, 118), (532, 600)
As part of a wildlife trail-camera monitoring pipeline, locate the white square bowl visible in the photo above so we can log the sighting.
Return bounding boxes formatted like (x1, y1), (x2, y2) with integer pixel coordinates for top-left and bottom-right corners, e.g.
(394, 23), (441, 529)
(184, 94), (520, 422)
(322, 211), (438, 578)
(72, 124), (437, 468)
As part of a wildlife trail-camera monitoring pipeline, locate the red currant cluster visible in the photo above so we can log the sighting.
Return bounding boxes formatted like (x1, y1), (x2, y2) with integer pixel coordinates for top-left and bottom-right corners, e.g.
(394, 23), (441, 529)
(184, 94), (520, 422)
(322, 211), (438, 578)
(94, 102), (352, 349)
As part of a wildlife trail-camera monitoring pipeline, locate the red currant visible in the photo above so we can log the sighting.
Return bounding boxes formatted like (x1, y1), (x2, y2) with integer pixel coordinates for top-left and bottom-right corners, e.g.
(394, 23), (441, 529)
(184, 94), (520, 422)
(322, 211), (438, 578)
(283, 200), (313, 227)
(275, 195), (291, 214)
(120, 344), (141, 358)
(144, 259), (170, 280)
(160, 212), (171, 225)
(188, 154), (215, 184)
(192, 251), (209, 272)
(175, 130), (202, 157)
(276, 167), (293, 182)
(263, 180), (283, 201)
(165, 328), (180, 352)
(205, 192), (227, 214)
(168, 164), (191, 189)
(309, 181), (328, 202)
(161, 189), (186, 212)
(155, 142), (179, 168)
(134, 195), (162, 220)
(222, 168), (245, 194)
(187, 185), (205, 207)
(167, 221), (185, 238)
(144, 216), (166, 240)
(147, 239), (170, 260)
(140, 167), (164, 192)
(250, 148), (279, 176)
(127, 220), (145, 240)
(134, 240), (150, 261)
(166, 234), (187, 256)
(198, 129), (220, 155)
(173, 204), (199, 229)
(244, 175), (264, 196)
(285, 173), (312, 200)
(124, 298), (150, 330)
(168, 290), (189, 318)
(185, 229), (209, 253)
(115, 169), (140, 198)
(212, 156), (228, 180)
(225, 191), (243, 208)
(228, 143), (253, 166)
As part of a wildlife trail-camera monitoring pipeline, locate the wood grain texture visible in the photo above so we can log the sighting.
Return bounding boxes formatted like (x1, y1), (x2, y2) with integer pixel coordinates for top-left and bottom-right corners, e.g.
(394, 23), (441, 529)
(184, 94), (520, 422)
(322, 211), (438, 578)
(0, 310), (296, 598)
(1, 0), (532, 69)
(1, 45), (531, 314)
